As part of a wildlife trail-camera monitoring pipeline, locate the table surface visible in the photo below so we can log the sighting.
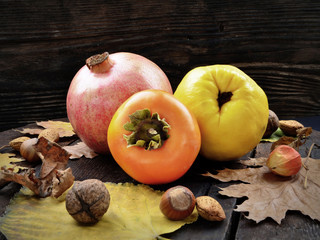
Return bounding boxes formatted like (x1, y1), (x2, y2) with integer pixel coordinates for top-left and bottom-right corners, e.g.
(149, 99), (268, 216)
(0, 117), (319, 240)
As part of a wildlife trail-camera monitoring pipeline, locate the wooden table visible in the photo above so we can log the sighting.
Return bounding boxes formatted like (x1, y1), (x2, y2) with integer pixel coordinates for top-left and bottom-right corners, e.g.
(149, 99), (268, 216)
(1, 0), (320, 132)
(0, 117), (319, 240)
(1, 0), (320, 238)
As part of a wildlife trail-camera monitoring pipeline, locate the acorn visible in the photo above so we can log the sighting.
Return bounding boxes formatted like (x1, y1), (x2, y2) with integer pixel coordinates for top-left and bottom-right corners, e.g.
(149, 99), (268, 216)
(20, 138), (41, 162)
(159, 186), (196, 220)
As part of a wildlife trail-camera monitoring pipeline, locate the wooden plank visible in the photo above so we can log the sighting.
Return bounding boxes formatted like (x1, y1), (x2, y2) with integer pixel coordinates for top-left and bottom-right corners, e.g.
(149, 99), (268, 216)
(0, 90), (68, 131)
(163, 183), (238, 240)
(236, 213), (320, 240)
(0, 120), (233, 240)
(0, 119), (253, 239)
(1, 0), (320, 131)
(1, 120), (320, 239)
(235, 131), (320, 240)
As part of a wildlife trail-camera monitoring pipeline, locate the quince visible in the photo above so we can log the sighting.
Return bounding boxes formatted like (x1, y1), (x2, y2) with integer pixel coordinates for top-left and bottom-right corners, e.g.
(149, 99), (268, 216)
(174, 65), (269, 161)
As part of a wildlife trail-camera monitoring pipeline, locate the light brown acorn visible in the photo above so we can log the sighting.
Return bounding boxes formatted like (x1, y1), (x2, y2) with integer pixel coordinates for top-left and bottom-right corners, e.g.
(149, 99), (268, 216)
(159, 186), (196, 220)
(20, 138), (40, 162)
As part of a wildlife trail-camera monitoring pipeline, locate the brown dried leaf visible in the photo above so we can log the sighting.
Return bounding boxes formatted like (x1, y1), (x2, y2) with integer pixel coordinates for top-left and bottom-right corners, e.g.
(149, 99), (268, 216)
(202, 157), (320, 224)
(37, 120), (75, 138)
(271, 136), (296, 150)
(35, 137), (70, 177)
(0, 153), (28, 187)
(297, 127), (313, 137)
(0, 167), (41, 195)
(16, 128), (42, 136)
(271, 127), (312, 151)
(63, 141), (98, 159)
(240, 158), (266, 167)
(16, 120), (76, 138)
(0, 138), (74, 198)
(34, 137), (72, 197)
(51, 168), (74, 198)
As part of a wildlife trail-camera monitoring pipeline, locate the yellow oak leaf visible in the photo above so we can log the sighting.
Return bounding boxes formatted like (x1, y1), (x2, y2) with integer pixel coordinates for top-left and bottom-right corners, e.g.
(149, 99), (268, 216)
(0, 183), (198, 240)
(0, 153), (29, 187)
(17, 121), (75, 138)
(0, 153), (25, 172)
(202, 157), (320, 224)
(37, 120), (75, 137)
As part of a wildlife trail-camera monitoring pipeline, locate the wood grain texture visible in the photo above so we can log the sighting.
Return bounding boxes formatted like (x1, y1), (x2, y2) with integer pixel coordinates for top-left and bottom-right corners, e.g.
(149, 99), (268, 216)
(0, 120), (319, 239)
(1, 0), (320, 131)
(0, 120), (238, 240)
(235, 131), (320, 240)
(236, 212), (320, 240)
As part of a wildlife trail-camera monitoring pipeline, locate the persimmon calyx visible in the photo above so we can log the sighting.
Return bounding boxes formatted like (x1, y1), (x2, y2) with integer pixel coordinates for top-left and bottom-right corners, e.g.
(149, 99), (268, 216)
(123, 109), (170, 150)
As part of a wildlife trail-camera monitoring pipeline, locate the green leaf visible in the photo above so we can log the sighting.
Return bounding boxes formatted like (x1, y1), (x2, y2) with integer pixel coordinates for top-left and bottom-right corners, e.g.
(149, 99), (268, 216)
(0, 183), (198, 240)
(261, 128), (285, 142)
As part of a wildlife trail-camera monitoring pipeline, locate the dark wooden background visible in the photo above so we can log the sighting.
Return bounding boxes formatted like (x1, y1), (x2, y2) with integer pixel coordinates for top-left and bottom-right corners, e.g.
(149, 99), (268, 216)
(1, 0), (320, 131)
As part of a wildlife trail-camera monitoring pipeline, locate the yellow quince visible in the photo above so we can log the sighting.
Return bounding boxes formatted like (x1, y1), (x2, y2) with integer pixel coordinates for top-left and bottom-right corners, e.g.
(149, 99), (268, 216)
(174, 65), (269, 161)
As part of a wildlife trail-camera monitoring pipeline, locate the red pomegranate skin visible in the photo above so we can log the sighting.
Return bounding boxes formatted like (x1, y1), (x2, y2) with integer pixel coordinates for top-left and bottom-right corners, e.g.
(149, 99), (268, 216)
(66, 52), (172, 154)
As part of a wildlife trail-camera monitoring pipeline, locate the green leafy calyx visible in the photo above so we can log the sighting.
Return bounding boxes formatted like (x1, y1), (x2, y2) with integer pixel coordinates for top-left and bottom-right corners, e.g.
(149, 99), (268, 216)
(123, 109), (170, 150)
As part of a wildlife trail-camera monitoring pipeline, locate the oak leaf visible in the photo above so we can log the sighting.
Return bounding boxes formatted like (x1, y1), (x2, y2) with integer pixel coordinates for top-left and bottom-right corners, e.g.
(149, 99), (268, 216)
(36, 120), (75, 137)
(202, 157), (320, 224)
(0, 183), (198, 240)
(0, 153), (26, 172)
(63, 141), (98, 159)
(0, 153), (28, 187)
(17, 120), (75, 138)
(15, 128), (42, 136)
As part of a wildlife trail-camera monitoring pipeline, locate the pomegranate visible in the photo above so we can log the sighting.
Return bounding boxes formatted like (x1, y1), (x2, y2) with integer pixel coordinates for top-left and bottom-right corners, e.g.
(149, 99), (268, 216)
(266, 145), (302, 176)
(66, 52), (172, 154)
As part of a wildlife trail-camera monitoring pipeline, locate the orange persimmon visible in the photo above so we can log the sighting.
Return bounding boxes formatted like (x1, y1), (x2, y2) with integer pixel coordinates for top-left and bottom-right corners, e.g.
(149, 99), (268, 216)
(107, 90), (201, 184)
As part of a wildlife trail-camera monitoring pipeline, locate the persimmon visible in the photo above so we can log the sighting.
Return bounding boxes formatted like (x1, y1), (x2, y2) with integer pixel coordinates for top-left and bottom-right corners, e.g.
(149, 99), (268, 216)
(107, 90), (201, 184)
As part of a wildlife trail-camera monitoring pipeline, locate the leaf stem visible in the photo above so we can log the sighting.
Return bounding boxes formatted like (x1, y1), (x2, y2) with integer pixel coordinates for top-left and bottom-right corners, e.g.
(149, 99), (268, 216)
(303, 143), (315, 189)
(0, 145), (10, 150)
(304, 171), (309, 189)
(156, 236), (171, 240)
